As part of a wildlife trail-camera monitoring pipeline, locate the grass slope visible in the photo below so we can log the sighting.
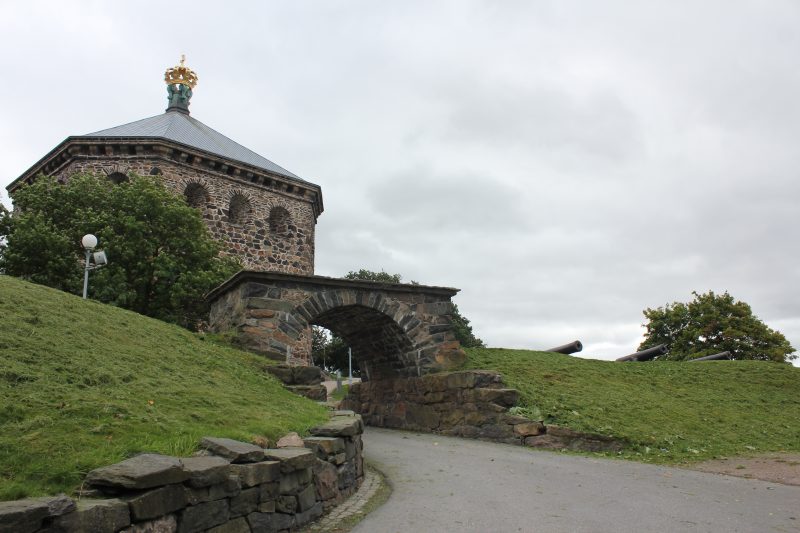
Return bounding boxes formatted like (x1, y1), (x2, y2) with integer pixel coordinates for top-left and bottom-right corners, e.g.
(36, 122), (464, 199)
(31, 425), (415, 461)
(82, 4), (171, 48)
(465, 348), (800, 463)
(0, 275), (328, 501)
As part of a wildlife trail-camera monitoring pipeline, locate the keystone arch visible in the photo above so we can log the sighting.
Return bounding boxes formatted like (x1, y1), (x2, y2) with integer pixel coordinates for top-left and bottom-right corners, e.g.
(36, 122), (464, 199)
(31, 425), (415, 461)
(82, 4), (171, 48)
(207, 271), (467, 379)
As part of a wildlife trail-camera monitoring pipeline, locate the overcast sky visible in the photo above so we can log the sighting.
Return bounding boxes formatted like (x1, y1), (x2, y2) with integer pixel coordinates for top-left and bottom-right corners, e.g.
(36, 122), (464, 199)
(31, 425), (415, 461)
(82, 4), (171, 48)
(2, 1), (798, 364)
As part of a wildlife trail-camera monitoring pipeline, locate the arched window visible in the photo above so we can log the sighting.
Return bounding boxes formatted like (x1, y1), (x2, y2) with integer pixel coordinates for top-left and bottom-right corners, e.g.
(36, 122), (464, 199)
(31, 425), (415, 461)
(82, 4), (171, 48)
(269, 206), (291, 235)
(149, 166), (162, 175)
(228, 194), (252, 225)
(107, 172), (128, 184)
(184, 183), (209, 209)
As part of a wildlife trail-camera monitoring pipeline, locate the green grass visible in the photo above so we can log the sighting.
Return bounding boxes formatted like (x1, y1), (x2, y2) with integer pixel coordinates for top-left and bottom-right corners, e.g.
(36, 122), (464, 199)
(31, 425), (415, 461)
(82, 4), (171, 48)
(0, 275), (328, 501)
(464, 347), (800, 464)
(331, 384), (349, 402)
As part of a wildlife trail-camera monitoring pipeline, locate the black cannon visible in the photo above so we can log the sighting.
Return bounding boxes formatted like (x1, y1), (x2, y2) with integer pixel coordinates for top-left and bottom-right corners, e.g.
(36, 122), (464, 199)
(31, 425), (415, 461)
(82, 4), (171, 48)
(616, 344), (668, 362)
(688, 351), (731, 362)
(545, 340), (583, 354)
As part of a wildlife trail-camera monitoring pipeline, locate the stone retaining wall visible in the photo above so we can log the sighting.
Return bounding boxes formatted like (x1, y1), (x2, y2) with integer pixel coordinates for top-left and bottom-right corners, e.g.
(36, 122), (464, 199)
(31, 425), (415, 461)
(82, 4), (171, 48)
(0, 412), (364, 533)
(341, 370), (624, 452)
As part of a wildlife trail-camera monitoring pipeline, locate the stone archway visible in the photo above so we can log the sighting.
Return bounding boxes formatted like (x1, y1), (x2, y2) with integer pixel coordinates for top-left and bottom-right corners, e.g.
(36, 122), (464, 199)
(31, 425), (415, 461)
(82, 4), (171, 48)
(207, 271), (466, 379)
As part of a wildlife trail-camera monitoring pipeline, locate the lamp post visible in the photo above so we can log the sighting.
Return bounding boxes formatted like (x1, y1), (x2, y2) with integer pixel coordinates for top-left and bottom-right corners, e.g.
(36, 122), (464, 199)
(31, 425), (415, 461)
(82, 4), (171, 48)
(81, 234), (98, 299)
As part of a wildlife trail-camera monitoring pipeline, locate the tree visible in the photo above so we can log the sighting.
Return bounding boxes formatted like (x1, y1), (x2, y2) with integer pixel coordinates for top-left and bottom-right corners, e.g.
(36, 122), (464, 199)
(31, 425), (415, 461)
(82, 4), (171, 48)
(312, 269), (484, 371)
(639, 291), (796, 362)
(311, 327), (356, 375)
(449, 303), (485, 348)
(0, 173), (239, 328)
(343, 269), (403, 284)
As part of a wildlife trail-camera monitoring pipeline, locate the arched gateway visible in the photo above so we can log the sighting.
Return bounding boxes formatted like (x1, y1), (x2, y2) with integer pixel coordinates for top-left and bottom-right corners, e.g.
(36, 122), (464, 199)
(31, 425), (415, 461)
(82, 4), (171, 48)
(207, 271), (466, 379)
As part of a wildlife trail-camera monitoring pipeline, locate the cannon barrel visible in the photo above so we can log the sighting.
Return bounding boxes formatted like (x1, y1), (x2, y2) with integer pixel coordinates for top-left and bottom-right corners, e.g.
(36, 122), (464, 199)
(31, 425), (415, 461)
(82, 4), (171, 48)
(688, 351), (731, 362)
(545, 340), (583, 354)
(616, 344), (668, 362)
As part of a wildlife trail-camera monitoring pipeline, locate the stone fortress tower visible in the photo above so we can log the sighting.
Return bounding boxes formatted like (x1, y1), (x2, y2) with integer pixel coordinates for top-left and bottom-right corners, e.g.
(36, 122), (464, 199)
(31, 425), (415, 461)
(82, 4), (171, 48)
(7, 58), (466, 376)
(6, 56), (323, 274)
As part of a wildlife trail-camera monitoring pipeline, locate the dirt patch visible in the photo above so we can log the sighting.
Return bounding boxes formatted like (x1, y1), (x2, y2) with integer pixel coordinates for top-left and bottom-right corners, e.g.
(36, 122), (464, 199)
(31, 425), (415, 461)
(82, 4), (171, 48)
(690, 453), (800, 486)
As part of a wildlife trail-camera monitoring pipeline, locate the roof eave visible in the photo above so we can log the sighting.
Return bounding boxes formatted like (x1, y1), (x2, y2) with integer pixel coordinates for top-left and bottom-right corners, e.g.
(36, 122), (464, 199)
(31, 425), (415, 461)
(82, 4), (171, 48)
(6, 136), (324, 219)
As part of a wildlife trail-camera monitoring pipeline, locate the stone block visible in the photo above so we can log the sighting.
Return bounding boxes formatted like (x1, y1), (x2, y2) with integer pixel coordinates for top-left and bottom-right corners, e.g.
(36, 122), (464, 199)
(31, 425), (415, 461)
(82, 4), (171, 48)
(337, 462), (356, 490)
(524, 434), (568, 450)
(434, 345), (466, 370)
(200, 437), (265, 464)
(294, 502), (323, 528)
(257, 500), (275, 513)
(247, 511), (294, 533)
(276, 495), (297, 514)
(126, 484), (187, 521)
(279, 467), (313, 495)
(303, 436), (345, 458)
(178, 499), (229, 533)
(501, 414), (534, 425)
(265, 365), (293, 384)
(296, 484), (317, 512)
(249, 309), (276, 319)
(52, 498), (130, 533)
(259, 482), (279, 503)
(406, 405), (440, 429)
(229, 487), (259, 518)
(344, 436), (361, 461)
(206, 516), (251, 533)
(313, 461), (339, 501)
(248, 297), (295, 313)
(276, 432), (305, 448)
(286, 385), (328, 401)
(180, 456), (231, 488)
(309, 416), (363, 438)
(332, 452), (346, 465)
(87, 454), (189, 490)
(513, 421), (546, 437)
(231, 461), (280, 487)
(473, 388), (519, 407)
(464, 410), (493, 427)
(476, 424), (515, 440)
(292, 366), (324, 385)
(120, 513), (177, 532)
(0, 497), (51, 533)
(439, 408), (465, 427)
(185, 475), (241, 505)
(263, 448), (315, 473)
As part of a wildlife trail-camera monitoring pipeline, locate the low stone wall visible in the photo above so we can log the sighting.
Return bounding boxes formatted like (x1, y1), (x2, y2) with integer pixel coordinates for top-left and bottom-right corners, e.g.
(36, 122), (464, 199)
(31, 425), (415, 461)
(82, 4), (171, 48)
(0, 412), (364, 533)
(341, 370), (624, 452)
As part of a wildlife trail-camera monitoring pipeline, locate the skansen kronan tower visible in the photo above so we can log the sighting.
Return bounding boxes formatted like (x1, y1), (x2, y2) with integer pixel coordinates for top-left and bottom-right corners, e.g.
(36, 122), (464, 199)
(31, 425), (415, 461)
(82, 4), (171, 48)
(7, 57), (323, 274)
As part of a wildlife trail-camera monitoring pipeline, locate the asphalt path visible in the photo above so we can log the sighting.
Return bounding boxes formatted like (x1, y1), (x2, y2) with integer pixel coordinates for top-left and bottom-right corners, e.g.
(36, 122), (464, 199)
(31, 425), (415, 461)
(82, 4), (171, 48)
(353, 428), (799, 533)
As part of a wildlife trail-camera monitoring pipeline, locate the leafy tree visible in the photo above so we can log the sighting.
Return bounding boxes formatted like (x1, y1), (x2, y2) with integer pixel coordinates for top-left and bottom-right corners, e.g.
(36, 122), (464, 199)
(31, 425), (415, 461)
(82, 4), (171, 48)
(449, 303), (485, 348)
(639, 291), (796, 362)
(343, 269), (403, 284)
(312, 269), (484, 371)
(311, 327), (357, 376)
(0, 173), (239, 328)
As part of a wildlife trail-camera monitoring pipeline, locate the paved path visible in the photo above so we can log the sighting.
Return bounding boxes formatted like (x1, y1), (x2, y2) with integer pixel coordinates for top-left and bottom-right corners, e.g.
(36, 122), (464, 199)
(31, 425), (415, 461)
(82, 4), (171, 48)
(353, 428), (800, 533)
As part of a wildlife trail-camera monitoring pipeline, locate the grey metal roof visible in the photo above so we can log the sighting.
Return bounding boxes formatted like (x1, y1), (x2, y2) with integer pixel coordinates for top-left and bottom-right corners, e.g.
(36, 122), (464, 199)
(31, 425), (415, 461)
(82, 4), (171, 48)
(84, 110), (304, 182)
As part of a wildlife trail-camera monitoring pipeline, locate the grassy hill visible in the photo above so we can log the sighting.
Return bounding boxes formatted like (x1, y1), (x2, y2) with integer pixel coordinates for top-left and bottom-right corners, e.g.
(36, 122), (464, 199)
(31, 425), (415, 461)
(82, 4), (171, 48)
(465, 348), (800, 463)
(0, 275), (328, 501)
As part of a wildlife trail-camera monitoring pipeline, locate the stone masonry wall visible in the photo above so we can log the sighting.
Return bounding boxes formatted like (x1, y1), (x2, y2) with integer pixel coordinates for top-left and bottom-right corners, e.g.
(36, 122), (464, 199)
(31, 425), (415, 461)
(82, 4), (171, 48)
(0, 412), (364, 533)
(341, 370), (625, 453)
(54, 156), (316, 275)
(208, 273), (465, 377)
